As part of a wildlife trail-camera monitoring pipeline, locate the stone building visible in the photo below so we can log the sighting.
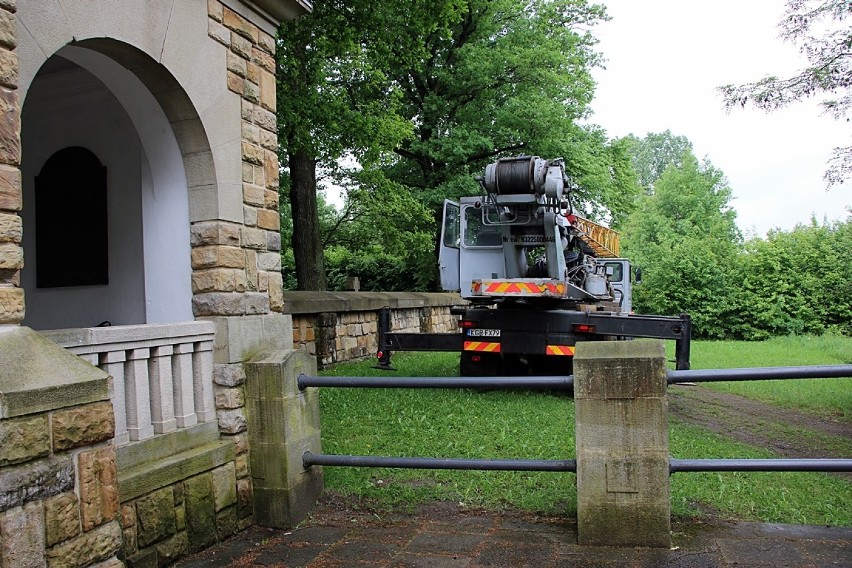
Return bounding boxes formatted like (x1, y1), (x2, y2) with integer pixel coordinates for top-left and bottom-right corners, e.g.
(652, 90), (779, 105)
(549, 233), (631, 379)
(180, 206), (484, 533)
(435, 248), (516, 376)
(0, 1), (316, 566)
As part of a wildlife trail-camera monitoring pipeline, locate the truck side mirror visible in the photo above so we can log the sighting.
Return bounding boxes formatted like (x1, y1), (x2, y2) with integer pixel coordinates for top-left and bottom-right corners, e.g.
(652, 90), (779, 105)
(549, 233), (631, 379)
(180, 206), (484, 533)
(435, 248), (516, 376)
(634, 267), (642, 283)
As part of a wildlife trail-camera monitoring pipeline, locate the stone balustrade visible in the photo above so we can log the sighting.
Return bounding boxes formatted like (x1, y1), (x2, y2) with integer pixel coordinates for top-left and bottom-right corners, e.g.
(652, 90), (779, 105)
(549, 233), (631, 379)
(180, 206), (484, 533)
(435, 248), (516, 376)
(42, 321), (216, 447)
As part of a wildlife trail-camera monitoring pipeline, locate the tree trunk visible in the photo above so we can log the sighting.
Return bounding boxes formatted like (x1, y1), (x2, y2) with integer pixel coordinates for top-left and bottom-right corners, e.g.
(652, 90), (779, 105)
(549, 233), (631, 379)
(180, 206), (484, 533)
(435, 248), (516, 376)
(288, 147), (327, 290)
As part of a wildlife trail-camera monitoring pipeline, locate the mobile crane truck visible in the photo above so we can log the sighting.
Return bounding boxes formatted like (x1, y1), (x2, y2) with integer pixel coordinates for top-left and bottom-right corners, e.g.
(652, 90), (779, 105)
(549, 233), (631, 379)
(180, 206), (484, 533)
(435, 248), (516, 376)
(376, 156), (691, 375)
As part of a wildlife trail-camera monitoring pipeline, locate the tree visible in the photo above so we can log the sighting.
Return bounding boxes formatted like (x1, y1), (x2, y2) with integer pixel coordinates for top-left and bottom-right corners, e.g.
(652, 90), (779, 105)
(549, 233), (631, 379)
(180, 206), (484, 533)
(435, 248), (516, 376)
(277, 2), (411, 290)
(368, 0), (632, 220)
(718, 0), (852, 187)
(621, 130), (693, 194)
(622, 151), (741, 338)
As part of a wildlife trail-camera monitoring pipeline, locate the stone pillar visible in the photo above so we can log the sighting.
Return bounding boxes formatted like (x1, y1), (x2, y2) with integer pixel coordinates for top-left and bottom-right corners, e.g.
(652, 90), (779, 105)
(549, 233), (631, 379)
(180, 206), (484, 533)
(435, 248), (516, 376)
(0, 327), (121, 568)
(243, 349), (322, 528)
(574, 340), (671, 548)
(0, 1), (24, 325)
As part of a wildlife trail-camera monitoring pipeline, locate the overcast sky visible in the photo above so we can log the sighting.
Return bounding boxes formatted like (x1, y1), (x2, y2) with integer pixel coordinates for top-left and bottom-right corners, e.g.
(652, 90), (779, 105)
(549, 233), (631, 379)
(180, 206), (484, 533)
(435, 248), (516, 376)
(589, 0), (851, 237)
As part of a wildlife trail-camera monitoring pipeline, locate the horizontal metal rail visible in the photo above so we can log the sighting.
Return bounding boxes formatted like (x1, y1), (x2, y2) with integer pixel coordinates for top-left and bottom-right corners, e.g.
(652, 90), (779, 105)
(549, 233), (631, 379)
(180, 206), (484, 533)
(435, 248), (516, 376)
(303, 451), (576, 472)
(670, 458), (852, 473)
(667, 365), (852, 384)
(298, 374), (574, 390)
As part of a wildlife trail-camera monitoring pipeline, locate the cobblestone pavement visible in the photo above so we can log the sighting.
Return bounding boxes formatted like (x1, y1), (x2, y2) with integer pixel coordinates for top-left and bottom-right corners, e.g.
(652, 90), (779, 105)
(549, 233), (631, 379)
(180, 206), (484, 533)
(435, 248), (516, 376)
(173, 503), (852, 567)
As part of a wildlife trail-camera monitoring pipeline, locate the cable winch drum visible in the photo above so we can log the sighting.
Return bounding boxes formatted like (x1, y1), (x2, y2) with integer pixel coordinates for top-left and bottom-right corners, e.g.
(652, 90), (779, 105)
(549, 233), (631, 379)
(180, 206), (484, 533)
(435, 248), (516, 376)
(484, 156), (547, 196)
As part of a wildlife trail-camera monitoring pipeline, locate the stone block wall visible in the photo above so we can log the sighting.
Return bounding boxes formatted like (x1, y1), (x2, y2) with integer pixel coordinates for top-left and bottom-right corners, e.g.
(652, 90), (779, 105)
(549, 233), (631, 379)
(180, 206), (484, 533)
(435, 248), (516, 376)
(0, 0), (24, 325)
(0, 328), (121, 568)
(283, 292), (463, 367)
(191, 0), (283, 318)
(117, 440), (251, 567)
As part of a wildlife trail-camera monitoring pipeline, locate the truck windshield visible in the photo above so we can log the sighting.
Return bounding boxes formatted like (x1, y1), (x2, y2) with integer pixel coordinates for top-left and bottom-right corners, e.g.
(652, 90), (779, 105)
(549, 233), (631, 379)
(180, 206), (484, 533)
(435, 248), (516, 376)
(464, 206), (502, 247)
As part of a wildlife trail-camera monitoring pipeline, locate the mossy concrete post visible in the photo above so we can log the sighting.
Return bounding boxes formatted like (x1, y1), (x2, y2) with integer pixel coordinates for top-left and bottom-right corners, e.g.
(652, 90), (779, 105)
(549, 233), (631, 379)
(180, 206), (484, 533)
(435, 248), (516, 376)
(574, 340), (670, 548)
(243, 349), (322, 528)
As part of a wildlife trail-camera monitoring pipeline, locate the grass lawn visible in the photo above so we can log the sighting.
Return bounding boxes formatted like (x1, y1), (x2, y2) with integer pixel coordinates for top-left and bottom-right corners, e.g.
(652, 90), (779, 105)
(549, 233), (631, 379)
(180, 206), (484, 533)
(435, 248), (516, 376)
(316, 338), (852, 526)
(666, 334), (852, 421)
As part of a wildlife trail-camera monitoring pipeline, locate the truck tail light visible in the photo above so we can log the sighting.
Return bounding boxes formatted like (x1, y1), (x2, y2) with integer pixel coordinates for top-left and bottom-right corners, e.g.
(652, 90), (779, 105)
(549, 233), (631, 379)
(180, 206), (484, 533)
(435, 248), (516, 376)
(459, 320), (476, 329)
(572, 323), (597, 334)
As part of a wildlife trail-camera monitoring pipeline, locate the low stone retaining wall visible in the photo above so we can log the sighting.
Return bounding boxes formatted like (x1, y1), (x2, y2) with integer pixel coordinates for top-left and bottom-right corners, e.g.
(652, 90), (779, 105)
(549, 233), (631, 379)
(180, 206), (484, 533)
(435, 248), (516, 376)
(281, 292), (463, 367)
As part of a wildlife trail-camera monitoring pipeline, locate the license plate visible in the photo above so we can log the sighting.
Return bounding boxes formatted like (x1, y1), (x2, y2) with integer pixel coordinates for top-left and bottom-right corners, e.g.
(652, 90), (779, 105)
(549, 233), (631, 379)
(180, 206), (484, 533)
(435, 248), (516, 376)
(467, 328), (501, 337)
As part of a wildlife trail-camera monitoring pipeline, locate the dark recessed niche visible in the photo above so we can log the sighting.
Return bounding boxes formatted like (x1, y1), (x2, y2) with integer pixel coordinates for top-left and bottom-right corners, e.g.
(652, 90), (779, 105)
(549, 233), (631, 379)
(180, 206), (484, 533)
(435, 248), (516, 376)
(35, 146), (108, 288)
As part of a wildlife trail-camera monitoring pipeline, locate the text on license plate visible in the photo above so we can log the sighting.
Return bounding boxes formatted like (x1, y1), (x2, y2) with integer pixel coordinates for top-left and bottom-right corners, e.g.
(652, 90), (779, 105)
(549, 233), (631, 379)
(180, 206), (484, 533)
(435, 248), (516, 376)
(467, 329), (501, 337)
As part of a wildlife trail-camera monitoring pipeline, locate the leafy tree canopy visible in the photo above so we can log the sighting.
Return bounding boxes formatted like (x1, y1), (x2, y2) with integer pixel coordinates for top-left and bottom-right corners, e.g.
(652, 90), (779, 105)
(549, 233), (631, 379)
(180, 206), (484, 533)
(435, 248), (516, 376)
(718, 0), (852, 186)
(622, 151), (741, 338)
(621, 130), (693, 194)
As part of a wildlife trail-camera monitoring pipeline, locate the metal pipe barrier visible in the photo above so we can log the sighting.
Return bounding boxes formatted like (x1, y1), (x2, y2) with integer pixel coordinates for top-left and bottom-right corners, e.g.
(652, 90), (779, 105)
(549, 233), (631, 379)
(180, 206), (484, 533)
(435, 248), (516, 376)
(299, 364), (852, 477)
(671, 458), (852, 473)
(667, 364), (852, 384)
(303, 451), (576, 472)
(298, 374), (574, 390)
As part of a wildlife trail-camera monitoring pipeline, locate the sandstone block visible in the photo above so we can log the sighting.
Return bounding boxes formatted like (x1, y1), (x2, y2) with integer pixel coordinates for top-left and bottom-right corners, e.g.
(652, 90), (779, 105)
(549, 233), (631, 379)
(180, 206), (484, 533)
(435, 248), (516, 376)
(0, 456), (73, 513)
(0, 212), (21, 241)
(0, 163), (21, 210)
(245, 249), (258, 288)
(216, 507), (238, 540)
(191, 246), (245, 269)
(0, 285), (24, 323)
(192, 292), (246, 316)
(0, 414), (49, 466)
(135, 487), (176, 548)
(242, 161), (254, 183)
(0, 241), (22, 269)
(190, 221), (240, 247)
(258, 30), (275, 55)
(243, 78), (259, 103)
(252, 46), (275, 73)
(243, 182), (265, 206)
(79, 447), (119, 532)
(0, 49), (16, 89)
(207, 0), (223, 21)
(252, 105), (276, 131)
(263, 150), (279, 189)
(268, 272), (284, 313)
(208, 19), (230, 47)
(245, 292), (269, 315)
(223, 7), (258, 42)
(45, 493), (81, 547)
(230, 33), (252, 60)
(45, 520), (122, 568)
(0, 501), (45, 568)
(235, 454), (249, 479)
(192, 268), (247, 294)
(236, 478), (253, 519)
(155, 531), (189, 566)
(184, 473), (216, 553)
(240, 226), (266, 250)
(212, 462), (237, 512)
(260, 129), (277, 152)
(256, 209), (279, 232)
(0, 11), (15, 49)
(52, 401), (115, 451)
(217, 409), (247, 434)
(241, 142), (263, 166)
(257, 251), (281, 271)
(266, 230), (281, 252)
(0, 90), (19, 165)
(243, 204), (258, 227)
(259, 68), (275, 111)
(213, 363), (246, 387)
(214, 386), (244, 410)
(226, 50), (246, 77)
(226, 70), (244, 95)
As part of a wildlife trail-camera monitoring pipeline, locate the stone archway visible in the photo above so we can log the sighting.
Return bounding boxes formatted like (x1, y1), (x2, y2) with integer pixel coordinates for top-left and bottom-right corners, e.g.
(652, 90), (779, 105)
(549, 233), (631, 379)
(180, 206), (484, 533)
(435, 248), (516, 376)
(20, 42), (205, 328)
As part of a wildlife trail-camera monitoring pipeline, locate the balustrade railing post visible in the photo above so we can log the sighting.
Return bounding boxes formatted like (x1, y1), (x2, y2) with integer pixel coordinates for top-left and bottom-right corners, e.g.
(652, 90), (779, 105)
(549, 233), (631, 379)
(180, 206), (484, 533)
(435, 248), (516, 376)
(193, 340), (216, 422)
(172, 342), (198, 428)
(102, 350), (129, 446)
(125, 347), (154, 441)
(149, 345), (177, 434)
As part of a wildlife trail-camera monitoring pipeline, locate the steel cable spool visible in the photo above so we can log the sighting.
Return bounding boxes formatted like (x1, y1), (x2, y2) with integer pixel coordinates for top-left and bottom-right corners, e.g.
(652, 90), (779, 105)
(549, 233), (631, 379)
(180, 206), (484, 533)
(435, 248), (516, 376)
(484, 156), (546, 196)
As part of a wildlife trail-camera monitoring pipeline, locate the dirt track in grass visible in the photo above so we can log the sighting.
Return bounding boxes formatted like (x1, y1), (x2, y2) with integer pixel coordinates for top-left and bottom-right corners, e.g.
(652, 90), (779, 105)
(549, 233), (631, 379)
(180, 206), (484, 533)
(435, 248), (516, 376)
(668, 384), (852, 468)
